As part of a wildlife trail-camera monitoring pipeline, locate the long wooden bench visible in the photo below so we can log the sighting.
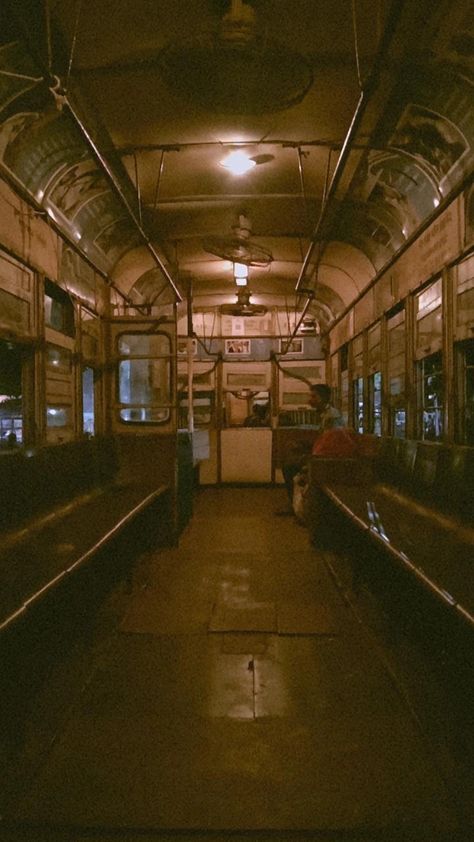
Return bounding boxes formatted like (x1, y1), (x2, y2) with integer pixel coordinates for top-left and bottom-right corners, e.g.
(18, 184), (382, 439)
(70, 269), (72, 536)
(306, 438), (474, 628)
(0, 437), (171, 632)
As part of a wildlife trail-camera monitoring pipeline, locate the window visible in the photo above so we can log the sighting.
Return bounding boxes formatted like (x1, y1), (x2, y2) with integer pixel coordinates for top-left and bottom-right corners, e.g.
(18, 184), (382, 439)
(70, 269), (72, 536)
(387, 309), (406, 438)
(415, 279), (442, 355)
(417, 351), (443, 441)
(46, 405), (71, 428)
(368, 371), (382, 435)
(117, 332), (172, 424)
(456, 339), (474, 444)
(44, 279), (75, 337)
(352, 335), (364, 432)
(178, 390), (213, 429)
(340, 371), (349, 425)
(0, 287), (29, 334)
(0, 339), (22, 446)
(455, 255), (474, 337)
(367, 323), (381, 372)
(46, 344), (71, 372)
(82, 367), (95, 435)
(81, 308), (100, 362)
(353, 376), (364, 433)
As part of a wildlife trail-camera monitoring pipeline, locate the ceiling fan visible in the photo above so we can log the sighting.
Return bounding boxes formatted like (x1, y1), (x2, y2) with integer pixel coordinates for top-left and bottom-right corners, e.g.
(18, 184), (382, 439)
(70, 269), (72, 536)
(220, 288), (267, 316)
(157, 0), (314, 114)
(202, 213), (273, 266)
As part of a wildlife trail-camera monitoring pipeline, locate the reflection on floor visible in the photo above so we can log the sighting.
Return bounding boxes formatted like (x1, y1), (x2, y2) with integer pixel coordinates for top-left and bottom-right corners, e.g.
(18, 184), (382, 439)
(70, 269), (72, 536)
(1, 487), (467, 838)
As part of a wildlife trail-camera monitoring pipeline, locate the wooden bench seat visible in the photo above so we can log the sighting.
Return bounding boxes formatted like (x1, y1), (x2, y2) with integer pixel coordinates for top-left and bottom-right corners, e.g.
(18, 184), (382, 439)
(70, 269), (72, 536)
(0, 438), (171, 632)
(307, 439), (474, 628)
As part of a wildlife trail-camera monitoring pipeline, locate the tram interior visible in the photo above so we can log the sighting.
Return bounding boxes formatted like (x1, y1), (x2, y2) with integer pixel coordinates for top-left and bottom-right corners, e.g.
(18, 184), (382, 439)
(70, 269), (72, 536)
(0, 0), (473, 838)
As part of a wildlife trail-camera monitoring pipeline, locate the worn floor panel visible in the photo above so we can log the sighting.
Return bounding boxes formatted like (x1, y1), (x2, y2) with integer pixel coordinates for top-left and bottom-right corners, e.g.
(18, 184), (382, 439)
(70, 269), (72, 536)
(2, 487), (461, 836)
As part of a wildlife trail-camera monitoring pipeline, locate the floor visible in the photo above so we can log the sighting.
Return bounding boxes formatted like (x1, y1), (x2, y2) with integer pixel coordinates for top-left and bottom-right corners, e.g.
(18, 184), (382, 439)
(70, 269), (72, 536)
(0, 487), (470, 841)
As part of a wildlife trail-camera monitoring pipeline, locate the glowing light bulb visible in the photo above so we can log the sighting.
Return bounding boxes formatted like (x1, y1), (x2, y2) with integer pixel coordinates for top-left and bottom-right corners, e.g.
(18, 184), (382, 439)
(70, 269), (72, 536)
(220, 150), (256, 175)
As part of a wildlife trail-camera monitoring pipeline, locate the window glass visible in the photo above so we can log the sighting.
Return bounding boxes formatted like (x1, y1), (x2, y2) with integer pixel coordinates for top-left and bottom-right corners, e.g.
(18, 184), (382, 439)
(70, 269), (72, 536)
(456, 339), (474, 444)
(0, 339), (22, 446)
(340, 370), (349, 425)
(44, 279), (75, 337)
(367, 323), (381, 372)
(117, 332), (172, 425)
(46, 406), (71, 427)
(0, 287), (29, 333)
(353, 376), (364, 433)
(415, 279), (442, 353)
(82, 367), (95, 435)
(81, 308), (100, 360)
(456, 256), (474, 333)
(118, 334), (170, 356)
(387, 312), (406, 437)
(119, 407), (170, 423)
(178, 392), (214, 429)
(464, 342), (474, 445)
(46, 345), (71, 372)
(369, 371), (382, 435)
(119, 359), (171, 405)
(418, 351), (443, 440)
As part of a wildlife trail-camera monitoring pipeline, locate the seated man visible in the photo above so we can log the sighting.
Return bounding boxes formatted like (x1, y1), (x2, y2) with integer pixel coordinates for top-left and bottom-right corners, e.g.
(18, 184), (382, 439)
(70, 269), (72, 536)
(244, 402), (269, 427)
(277, 383), (343, 514)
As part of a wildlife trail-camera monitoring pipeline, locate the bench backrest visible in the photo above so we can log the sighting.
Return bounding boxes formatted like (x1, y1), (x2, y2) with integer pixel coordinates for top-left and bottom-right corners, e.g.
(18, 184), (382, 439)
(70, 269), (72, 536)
(0, 437), (119, 531)
(433, 444), (474, 523)
(377, 438), (473, 524)
(309, 436), (473, 525)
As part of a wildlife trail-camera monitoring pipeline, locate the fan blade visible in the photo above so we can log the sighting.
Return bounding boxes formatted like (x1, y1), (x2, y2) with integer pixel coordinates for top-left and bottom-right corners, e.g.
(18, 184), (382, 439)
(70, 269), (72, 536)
(202, 236), (273, 266)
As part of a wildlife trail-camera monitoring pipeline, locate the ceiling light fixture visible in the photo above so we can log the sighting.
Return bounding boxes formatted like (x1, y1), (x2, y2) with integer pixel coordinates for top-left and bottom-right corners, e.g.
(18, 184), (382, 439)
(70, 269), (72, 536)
(220, 150), (256, 175)
(234, 262), (248, 285)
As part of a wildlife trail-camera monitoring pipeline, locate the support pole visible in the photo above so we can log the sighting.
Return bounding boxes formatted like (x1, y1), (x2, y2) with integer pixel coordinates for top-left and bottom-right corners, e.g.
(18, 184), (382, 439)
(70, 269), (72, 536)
(186, 280), (194, 433)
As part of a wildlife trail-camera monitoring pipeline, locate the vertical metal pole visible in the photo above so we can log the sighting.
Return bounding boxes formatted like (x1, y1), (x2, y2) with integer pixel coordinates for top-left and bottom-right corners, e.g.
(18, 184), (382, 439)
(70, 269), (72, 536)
(297, 146), (310, 234)
(133, 152), (142, 227)
(187, 279), (194, 433)
(153, 150), (166, 212)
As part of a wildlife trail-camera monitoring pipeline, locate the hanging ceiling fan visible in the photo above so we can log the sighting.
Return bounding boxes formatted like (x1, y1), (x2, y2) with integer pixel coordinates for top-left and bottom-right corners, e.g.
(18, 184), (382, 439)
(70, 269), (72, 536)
(157, 0), (314, 114)
(220, 288), (267, 316)
(202, 213), (273, 266)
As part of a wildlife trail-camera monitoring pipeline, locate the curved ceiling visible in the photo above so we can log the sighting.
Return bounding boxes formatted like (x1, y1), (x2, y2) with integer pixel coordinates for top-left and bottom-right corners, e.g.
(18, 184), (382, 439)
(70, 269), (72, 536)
(0, 0), (473, 331)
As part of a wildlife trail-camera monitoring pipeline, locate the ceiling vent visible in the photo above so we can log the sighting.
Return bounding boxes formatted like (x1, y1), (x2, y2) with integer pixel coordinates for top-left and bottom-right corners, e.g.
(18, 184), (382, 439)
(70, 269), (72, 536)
(158, 0), (314, 114)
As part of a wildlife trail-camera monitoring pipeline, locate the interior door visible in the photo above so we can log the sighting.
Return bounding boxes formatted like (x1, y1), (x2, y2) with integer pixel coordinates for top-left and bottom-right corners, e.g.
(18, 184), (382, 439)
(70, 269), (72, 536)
(107, 316), (176, 436)
(106, 316), (178, 490)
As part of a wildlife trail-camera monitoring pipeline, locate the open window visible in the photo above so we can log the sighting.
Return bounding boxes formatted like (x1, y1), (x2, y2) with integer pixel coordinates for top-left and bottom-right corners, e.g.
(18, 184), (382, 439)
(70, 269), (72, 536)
(0, 339), (23, 447)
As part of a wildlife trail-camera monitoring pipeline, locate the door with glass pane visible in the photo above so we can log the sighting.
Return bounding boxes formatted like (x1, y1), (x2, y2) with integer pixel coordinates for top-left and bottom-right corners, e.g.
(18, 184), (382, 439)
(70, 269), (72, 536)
(108, 319), (176, 434)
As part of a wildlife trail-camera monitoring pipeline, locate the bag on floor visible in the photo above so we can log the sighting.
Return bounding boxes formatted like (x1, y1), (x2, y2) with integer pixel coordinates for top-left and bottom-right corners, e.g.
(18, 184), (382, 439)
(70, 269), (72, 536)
(292, 471), (308, 522)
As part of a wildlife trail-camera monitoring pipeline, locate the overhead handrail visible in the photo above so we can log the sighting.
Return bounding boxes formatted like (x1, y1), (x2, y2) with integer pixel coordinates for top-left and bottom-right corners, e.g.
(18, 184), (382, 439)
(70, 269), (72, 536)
(295, 0), (405, 295)
(5, 0), (182, 303)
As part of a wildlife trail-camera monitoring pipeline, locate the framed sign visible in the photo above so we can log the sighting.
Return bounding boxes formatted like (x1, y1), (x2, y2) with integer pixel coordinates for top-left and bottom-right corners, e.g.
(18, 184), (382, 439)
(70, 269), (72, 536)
(279, 338), (303, 354)
(224, 339), (251, 355)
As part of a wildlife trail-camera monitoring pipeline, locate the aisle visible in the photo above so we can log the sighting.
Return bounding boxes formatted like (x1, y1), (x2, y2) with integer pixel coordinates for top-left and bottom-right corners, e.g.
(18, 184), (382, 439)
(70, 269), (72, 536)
(3, 487), (458, 836)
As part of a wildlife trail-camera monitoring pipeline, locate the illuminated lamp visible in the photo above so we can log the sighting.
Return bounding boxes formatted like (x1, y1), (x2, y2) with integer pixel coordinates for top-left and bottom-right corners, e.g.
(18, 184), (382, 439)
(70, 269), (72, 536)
(234, 262), (248, 286)
(220, 150), (256, 175)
